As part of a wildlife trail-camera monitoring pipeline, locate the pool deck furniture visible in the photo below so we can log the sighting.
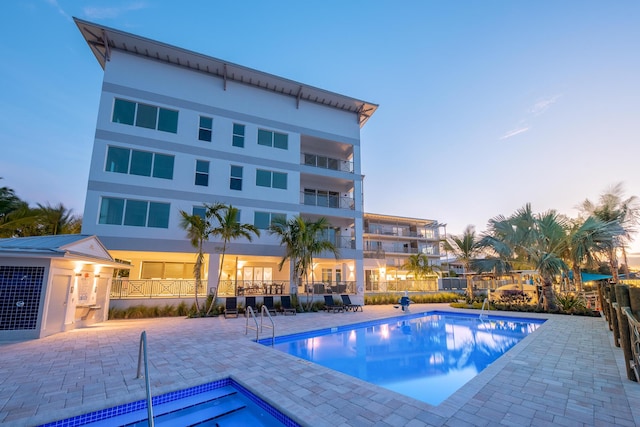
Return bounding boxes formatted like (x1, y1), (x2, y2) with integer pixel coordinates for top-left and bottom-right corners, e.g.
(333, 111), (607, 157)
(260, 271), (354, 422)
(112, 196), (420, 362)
(224, 297), (238, 319)
(340, 294), (363, 312)
(280, 296), (297, 315)
(1, 304), (639, 427)
(263, 296), (278, 316)
(323, 295), (344, 313)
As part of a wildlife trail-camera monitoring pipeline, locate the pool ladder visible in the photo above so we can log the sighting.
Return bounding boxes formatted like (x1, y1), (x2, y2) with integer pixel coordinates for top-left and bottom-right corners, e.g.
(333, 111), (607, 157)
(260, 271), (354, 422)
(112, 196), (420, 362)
(479, 298), (489, 320)
(245, 305), (275, 345)
(136, 331), (155, 427)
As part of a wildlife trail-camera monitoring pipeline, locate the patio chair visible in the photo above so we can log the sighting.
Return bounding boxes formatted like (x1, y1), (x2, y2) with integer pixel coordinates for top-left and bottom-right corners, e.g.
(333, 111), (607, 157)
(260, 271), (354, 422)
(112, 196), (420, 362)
(280, 295), (297, 315)
(263, 296), (277, 316)
(224, 297), (238, 318)
(244, 296), (257, 317)
(340, 294), (363, 312)
(323, 295), (343, 313)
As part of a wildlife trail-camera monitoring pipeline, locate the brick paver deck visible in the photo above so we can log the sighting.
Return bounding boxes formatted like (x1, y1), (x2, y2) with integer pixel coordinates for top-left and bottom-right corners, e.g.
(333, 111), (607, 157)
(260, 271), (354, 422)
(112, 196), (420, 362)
(0, 304), (638, 426)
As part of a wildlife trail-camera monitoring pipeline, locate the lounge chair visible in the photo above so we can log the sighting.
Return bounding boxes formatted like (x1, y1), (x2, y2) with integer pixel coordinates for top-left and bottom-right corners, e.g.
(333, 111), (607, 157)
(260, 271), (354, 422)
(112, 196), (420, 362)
(340, 294), (363, 312)
(323, 295), (343, 313)
(263, 296), (277, 316)
(224, 297), (238, 318)
(280, 295), (297, 315)
(244, 296), (257, 317)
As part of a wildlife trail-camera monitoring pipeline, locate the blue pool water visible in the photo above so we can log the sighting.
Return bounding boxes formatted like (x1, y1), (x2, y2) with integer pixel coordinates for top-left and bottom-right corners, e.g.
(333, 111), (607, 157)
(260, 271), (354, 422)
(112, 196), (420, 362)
(40, 378), (299, 427)
(261, 311), (544, 405)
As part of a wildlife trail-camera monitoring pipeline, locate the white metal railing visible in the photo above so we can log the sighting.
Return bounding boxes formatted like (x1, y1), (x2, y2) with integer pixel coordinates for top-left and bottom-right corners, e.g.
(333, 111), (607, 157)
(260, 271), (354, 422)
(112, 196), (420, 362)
(261, 305), (275, 345)
(136, 331), (154, 427)
(244, 305), (275, 345)
(245, 306), (259, 340)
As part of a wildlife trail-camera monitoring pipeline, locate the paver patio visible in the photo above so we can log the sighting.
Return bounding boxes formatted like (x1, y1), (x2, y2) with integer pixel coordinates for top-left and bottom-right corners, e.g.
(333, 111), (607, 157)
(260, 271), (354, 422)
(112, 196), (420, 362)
(0, 304), (638, 426)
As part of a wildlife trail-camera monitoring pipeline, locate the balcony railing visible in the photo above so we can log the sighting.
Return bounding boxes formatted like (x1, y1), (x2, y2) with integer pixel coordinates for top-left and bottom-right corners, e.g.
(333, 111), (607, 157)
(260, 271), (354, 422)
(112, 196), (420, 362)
(301, 192), (355, 210)
(363, 229), (439, 239)
(302, 153), (353, 173)
(110, 279), (205, 299)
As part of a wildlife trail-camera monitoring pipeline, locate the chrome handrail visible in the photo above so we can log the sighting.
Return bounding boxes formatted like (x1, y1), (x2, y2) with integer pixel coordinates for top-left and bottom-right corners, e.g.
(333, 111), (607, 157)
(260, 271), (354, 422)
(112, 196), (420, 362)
(136, 331), (154, 427)
(245, 306), (259, 341)
(261, 305), (275, 346)
(479, 297), (489, 320)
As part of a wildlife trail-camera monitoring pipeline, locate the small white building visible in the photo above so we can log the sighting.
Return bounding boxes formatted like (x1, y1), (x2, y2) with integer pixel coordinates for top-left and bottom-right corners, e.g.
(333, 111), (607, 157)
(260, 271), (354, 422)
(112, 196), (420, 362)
(0, 235), (129, 340)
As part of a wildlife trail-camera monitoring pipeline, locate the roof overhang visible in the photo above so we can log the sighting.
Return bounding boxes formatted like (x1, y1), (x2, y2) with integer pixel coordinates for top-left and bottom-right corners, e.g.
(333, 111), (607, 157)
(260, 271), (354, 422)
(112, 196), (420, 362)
(74, 18), (378, 127)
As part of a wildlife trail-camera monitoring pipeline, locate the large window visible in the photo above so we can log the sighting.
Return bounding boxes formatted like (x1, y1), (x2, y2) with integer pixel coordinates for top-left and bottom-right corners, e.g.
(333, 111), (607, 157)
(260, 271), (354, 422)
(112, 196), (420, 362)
(232, 123), (245, 148)
(230, 165), (243, 191)
(105, 146), (174, 180)
(258, 129), (288, 150)
(112, 98), (178, 134)
(256, 169), (287, 189)
(98, 197), (170, 228)
(192, 206), (206, 219)
(141, 262), (199, 279)
(199, 116), (212, 142)
(254, 211), (286, 229)
(195, 160), (209, 186)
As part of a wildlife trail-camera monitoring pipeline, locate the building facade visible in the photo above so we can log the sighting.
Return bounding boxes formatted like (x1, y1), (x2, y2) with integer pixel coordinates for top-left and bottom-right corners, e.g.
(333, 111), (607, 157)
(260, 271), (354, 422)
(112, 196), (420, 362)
(363, 213), (444, 293)
(76, 19), (377, 304)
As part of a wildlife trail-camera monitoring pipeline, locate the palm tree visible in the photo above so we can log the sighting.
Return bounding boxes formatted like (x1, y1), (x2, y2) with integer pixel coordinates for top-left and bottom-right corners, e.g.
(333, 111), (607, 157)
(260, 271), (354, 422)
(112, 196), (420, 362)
(35, 203), (80, 235)
(478, 204), (569, 311)
(0, 178), (21, 219)
(206, 205), (260, 315)
(566, 216), (624, 292)
(179, 210), (211, 313)
(270, 215), (339, 310)
(579, 183), (639, 281)
(443, 225), (482, 299)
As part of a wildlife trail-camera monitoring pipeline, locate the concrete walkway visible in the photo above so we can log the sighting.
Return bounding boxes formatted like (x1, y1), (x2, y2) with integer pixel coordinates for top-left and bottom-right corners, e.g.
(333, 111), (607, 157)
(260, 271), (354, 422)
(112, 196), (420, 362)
(0, 304), (638, 426)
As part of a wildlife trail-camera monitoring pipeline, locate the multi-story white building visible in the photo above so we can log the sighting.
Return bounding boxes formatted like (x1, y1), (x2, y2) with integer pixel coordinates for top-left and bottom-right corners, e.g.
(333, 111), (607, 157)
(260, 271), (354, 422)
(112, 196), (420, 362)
(363, 213), (444, 292)
(76, 18), (377, 304)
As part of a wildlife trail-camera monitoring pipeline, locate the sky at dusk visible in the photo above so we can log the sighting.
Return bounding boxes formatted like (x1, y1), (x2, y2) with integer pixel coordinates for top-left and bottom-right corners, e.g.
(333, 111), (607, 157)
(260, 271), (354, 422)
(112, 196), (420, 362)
(1, 1), (639, 256)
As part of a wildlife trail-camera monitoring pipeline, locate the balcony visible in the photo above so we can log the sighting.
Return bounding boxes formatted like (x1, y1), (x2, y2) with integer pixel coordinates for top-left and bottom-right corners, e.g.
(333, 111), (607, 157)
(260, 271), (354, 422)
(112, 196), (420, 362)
(301, 190), (354, 210)
(302, 153), (353, 173)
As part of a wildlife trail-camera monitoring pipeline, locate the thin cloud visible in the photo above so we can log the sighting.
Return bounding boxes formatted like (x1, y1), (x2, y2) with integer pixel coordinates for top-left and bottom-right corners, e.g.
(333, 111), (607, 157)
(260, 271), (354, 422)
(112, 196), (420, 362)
(83, 2), (148, 20)
(529, 94), (562, 116)
(45, 0), (72, 21)
(500, 126), (530, 140)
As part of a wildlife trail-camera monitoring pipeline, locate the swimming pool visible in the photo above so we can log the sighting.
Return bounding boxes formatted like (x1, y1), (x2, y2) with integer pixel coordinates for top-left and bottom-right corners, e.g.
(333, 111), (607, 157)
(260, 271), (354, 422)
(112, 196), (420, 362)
(261, 311), (544, 405)
(39, 377), (300, 427)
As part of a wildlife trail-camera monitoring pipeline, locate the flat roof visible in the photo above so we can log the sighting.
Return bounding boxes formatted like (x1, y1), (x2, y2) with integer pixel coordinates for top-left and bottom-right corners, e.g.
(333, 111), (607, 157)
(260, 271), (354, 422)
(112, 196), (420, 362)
(74, 18), (378, 127)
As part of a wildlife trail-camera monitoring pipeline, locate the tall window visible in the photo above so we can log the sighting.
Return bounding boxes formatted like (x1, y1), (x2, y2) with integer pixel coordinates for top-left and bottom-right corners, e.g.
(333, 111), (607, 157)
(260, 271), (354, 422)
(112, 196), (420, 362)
(257, 129), (288, 150)
(232, 123), (245, 148)
(195, 160), (209, 186)
(199, 116), (212, 142)
(256, 169), (287, 189)
(112, 98), (178, 133)
(98, 197), (170, 228)
(105, 146), (174, 180)
(230, 165), (243, 191)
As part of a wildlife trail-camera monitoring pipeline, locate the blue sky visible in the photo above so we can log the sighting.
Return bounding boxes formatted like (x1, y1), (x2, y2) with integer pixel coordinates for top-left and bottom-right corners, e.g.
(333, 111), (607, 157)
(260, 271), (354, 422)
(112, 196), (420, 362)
(1, 1), (639, 254)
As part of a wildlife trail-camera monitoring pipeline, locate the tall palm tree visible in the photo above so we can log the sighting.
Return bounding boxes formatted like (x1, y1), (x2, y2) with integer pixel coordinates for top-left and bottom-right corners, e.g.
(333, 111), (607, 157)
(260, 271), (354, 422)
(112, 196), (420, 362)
(566, 216), (624, 292)
(579, 183), (639, 281)
(206, 205), (260, 314)
(443, 225), (482, 299)
(270, 215), (306, 291)
(179, 210), (210, 312)
(270, 215), (339, 309)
